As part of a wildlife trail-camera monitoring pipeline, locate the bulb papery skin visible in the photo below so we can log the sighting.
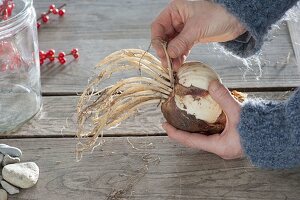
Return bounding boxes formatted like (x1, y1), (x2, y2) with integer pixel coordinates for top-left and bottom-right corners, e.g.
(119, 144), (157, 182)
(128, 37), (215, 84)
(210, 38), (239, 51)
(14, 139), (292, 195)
(161, 61), (226, 135)
(177, 62), (221, 90)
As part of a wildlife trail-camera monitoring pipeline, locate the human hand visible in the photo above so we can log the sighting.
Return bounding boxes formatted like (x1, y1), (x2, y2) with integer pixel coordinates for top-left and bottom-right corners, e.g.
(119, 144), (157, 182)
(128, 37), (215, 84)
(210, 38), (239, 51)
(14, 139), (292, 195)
(162, 80), (243, 159)
(151, 0), (245, 71)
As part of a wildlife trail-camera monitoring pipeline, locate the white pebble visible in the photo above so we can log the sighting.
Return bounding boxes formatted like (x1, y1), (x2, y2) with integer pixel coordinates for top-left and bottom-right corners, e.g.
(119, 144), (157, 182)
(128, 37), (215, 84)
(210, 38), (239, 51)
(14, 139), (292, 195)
(0, 189), (7, 200)
(2, 155), (20, 167)
(0, 181), (19, 195)
(2, 162), (39, 189)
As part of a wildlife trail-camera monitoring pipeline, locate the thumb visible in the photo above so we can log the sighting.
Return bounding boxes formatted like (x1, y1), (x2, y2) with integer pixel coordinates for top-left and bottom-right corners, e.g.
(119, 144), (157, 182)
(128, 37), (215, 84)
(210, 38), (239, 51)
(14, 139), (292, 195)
(167, 23), (195, 59)
(208, 80), (240, 115)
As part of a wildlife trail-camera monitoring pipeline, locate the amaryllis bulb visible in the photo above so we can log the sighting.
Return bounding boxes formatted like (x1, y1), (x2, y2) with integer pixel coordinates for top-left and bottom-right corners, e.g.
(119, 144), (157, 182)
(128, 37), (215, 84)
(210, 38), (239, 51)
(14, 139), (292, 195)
(161, 61), (226, 135)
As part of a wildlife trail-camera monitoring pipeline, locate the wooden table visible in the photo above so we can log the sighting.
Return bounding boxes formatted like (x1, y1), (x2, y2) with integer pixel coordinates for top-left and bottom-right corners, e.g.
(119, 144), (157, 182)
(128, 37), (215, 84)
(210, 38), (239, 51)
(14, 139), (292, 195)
(2, 0), (300, 199)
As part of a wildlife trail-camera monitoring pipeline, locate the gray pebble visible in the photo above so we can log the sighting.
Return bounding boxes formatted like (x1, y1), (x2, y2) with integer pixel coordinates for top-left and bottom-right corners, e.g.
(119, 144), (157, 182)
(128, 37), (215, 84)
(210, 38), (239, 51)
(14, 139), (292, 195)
(2, 155), (20, 167)
(0, 180), (19, 195)
(0, 154), (3, 164)
(0, 144), (22, 157)
(0, 189), (7, 200)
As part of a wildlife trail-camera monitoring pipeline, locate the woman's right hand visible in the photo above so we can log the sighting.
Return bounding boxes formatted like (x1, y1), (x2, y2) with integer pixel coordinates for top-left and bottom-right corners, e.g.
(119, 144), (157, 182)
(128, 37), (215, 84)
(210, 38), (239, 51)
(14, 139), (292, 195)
(151, 0), (245, 71)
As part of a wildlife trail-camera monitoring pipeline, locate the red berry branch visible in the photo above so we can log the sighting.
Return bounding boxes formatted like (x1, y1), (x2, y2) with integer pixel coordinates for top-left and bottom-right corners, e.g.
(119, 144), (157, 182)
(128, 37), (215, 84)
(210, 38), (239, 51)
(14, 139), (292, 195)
(0, 0), (15, 20)
(0, 1), (79, 69)
(36, 3), (79, 66)
(37, 3), (66, 29)
(39, 48), (79, 65)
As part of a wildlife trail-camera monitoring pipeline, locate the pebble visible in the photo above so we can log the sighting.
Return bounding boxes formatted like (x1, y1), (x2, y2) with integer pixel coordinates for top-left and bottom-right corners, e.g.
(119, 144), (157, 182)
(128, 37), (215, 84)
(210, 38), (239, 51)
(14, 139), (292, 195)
(2, 162), (39, 189)
(0, 144), (22, 157)
(0, 181), (19, 195)
(0, 154), (3, 164)
(0, 189), (7, 200)
(0, 153), (4, 163)
(2, 155), (20, 167)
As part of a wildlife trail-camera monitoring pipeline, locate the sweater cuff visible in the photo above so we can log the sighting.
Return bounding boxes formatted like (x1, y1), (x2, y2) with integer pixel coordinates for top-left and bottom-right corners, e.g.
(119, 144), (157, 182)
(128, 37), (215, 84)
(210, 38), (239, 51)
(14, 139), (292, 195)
(238, 97), (300, 169)
(214, 0), (299, 57)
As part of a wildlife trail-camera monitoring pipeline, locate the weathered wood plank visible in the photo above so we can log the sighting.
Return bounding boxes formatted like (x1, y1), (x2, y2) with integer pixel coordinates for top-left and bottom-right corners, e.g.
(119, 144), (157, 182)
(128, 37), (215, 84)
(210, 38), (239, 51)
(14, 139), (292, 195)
(2, 91), (294, 138)
(34, 0), (299, 93)
(2, 137), (300, 200)
(288, 19), (300, 68)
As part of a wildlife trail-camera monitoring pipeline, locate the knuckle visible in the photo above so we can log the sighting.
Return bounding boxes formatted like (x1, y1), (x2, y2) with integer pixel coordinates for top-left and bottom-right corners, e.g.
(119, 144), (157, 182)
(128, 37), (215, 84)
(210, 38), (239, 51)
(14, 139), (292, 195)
(169, 36), (189, 58)
(177, 36), (190, 49)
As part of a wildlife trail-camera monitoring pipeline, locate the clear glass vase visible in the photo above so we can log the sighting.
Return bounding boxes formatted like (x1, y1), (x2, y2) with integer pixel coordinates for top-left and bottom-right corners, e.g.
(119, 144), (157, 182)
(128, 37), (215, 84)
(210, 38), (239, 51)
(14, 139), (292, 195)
(0, 0), (41, 133)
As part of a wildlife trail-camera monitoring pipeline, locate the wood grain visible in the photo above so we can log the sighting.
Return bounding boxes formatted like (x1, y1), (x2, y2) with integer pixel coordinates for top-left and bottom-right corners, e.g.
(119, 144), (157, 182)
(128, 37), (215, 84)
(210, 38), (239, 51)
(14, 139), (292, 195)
(34, 0), (300, 94)
(1, 91), (294, 138)
(288, 19), (300, 68)
(2, 137), (300, 200)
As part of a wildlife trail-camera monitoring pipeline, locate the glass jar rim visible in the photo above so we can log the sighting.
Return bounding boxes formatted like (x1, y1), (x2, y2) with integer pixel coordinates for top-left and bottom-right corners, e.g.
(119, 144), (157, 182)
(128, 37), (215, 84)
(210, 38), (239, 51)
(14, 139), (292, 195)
(0, 0), (33, 33)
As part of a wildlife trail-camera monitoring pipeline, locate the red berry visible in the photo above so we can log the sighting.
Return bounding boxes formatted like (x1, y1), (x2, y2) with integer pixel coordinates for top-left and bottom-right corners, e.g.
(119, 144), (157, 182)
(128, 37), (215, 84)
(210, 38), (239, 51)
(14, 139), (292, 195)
(37, 22), (41, 29)
(7, 5), (13, 16)
(58, 9), (65, 16)
(73, 53), (79, 59)
(58, 52), (66, 58)
(71, 48), (78, 55)
(49, 57), (55, 62)
(40, 59), (44, 65)
(39, 50), (46, 59)
(49, 4), (56, 10)
(59, 57), (66, 64)
(42, 15), (49, 23)
(47, 49), (55, 56)
(52, 8), (58, 15)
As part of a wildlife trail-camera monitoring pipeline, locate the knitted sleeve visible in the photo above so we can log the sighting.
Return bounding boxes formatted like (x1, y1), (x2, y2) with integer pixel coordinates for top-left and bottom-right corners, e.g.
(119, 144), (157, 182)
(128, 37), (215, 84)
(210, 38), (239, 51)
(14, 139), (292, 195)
(238, 89), (300, 168)
(214, 0), (299, 57)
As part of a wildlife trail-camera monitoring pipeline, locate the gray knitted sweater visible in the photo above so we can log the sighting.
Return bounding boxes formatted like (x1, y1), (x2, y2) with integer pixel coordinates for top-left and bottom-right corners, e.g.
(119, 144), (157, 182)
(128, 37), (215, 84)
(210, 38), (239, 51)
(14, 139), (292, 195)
(214, 0), (300, 168)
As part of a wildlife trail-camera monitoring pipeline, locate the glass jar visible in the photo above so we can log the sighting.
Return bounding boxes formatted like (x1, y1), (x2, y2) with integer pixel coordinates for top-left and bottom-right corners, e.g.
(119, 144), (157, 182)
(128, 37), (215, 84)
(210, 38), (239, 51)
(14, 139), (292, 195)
(0, 0), (41, 133)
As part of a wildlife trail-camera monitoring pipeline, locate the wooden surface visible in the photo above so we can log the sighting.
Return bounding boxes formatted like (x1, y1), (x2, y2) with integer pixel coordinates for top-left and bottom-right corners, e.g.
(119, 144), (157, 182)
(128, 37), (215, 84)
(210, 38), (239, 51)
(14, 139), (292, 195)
(35, 0), (300, 94)
(288, 19), (300, 69)
(1, 0), (300, 199)
(3, 137), (300, 200)
(1, 91), (293, 138)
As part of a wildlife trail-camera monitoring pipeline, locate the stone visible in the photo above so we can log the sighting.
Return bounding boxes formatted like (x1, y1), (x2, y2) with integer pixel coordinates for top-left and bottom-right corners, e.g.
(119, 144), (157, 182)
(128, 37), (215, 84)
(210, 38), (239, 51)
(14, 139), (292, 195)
(2, 162), (39, 189)
(0, 144), (22, 157)
(0, 181), (19, 195)
(2, 155), (20, 167)
(0, 154), (3, 164)
(0, 189), (7, 200)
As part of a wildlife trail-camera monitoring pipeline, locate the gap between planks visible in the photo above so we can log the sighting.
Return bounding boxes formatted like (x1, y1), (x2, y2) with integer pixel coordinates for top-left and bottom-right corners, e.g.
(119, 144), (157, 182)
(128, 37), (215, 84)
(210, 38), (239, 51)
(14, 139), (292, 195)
(42, 87), (298, 97)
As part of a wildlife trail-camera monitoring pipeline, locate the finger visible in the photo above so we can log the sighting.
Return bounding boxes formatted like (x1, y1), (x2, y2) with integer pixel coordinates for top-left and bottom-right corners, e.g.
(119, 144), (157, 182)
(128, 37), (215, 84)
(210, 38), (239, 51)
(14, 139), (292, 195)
(162, 122), (221, 154)
(151, 7), (177, 58)
(151, 7), (175, 40)
(172, 55), (185, 72)
(208, 80), (240, 116)
(167, 21), (196, 59)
